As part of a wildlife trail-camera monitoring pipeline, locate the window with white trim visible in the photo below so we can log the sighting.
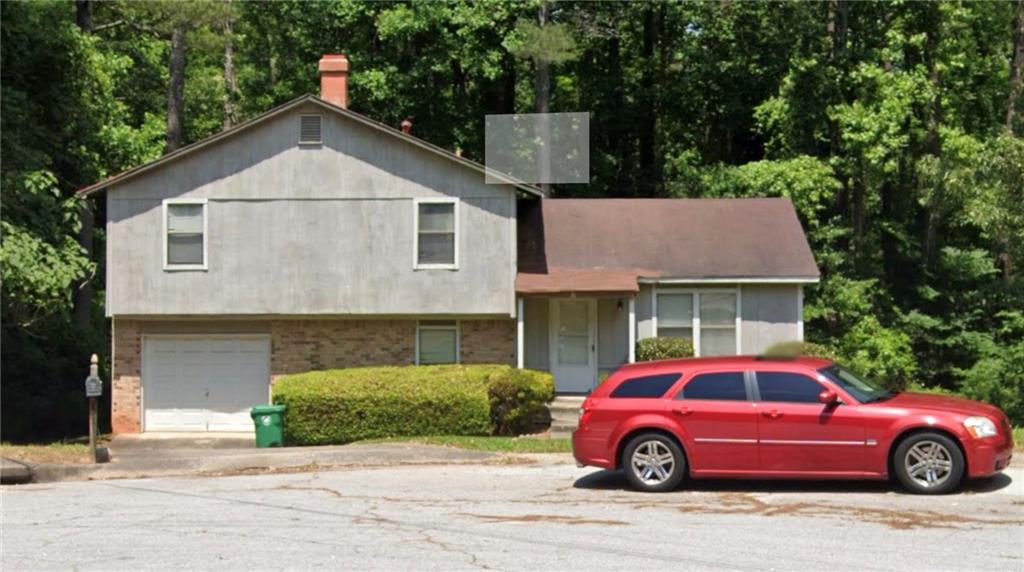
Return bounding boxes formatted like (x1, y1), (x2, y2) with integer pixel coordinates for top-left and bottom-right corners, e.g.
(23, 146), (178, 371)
(414, 198), (458, 269)
(417, 320), (459, 364)
(655, 290), (738, 356)
(164, 200), (207, 270)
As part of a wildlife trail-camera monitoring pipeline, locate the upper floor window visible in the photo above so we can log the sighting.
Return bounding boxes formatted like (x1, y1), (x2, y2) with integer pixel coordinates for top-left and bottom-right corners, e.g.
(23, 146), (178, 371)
(414, 198), (458, 269)
(164, 199), (207, 270)
(655, 289), (738, 356)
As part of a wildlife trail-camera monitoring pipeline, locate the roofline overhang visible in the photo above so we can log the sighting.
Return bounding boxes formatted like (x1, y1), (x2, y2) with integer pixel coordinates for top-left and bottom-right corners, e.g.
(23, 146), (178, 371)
(638, 276), (820, 285)
(76, 94), (545, 198)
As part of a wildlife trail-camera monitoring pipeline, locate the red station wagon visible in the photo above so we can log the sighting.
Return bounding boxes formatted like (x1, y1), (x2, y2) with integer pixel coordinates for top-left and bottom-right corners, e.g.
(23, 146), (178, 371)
(572, 356), (1014, 494)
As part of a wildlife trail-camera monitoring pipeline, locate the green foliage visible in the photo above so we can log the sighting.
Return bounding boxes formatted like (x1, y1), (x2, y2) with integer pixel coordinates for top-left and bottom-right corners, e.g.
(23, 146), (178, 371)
(272, 365), (554, 445)
(486, 368), (555, 436)
(762, 340), (839, 361)
(837, 316), (918, 391)
(636, 337), (695, 362)
(955, 312), (1024, 424)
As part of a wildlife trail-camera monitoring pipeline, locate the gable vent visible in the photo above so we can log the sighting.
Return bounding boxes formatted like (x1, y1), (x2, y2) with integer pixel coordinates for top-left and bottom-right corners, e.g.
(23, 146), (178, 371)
(299, 114), (322, 144)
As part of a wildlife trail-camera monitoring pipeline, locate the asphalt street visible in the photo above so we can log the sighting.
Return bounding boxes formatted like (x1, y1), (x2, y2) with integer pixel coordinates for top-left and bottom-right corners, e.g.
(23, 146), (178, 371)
(3, 458), (1023, 571)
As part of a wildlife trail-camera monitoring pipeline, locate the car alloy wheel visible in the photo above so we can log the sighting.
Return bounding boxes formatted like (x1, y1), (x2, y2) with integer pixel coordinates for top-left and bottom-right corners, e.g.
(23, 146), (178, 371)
(622, 433), (686, 492)
(893, 431), (964, 495)
(630, 440), (675, 485)
(903, 440), (954, 489)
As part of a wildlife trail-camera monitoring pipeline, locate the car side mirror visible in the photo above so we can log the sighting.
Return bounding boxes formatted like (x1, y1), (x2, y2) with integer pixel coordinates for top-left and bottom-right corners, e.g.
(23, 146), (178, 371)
(818, 390), (839, 405)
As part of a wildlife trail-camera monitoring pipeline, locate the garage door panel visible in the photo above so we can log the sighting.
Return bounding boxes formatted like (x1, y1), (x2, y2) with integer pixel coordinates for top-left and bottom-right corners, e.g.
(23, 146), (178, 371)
(144, 337), (269, 432)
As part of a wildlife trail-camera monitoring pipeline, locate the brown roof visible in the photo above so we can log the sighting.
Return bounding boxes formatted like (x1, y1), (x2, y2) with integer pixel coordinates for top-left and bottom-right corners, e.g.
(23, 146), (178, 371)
(76, 94), (544, 197)
(517, 198), (819, 294)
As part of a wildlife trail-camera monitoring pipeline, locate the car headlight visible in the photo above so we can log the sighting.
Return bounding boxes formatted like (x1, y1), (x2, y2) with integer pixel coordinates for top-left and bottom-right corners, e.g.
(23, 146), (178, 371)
(963, 416), (998, 438)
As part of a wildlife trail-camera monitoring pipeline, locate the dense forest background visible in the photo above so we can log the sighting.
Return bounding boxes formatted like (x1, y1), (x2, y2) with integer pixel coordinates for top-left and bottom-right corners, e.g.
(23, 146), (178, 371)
(2, 0), (1022, 439)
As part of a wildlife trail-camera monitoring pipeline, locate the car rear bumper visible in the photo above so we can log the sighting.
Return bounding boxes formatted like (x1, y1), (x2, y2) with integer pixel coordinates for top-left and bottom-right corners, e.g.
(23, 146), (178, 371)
(571, 429), (615, 470)
(965, 438), (1013, 478)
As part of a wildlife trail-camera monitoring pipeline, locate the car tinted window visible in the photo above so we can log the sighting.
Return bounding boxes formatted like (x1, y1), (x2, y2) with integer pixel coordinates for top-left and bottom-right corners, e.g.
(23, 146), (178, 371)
(756, 372), (824, 403)
(610, 373), (682, 398)
(678, 372), (747, 401)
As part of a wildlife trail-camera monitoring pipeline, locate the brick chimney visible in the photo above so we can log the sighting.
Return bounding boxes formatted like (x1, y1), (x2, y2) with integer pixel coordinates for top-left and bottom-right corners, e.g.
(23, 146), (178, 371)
(318, 54), (349, 108)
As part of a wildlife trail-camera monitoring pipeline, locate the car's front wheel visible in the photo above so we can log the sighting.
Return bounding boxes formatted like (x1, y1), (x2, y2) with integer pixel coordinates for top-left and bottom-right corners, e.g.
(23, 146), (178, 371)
(892, 432), (965, 495)
(621, 433), (686, 493)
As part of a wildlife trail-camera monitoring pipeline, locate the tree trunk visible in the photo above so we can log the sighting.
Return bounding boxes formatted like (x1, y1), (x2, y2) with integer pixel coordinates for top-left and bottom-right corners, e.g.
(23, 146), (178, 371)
(165, 24), (187, 154)
(1008, 0), (1024, 134)
(535, 1), (552, 193)
(922, 6), (944, 272)
(75, 0), (93, 33)
(222, 15), (238, 130)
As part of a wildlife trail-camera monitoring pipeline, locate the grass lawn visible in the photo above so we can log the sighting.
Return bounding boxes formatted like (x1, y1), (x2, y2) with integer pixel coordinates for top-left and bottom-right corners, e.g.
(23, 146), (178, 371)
(1014, 427), (1023, 452)
(1, 442), (94, 464)
(364, 435), (572, 453)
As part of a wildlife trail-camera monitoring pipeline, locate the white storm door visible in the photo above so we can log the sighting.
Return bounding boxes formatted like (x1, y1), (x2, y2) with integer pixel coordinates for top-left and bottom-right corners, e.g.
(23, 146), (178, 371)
(550, 299), (597, 393)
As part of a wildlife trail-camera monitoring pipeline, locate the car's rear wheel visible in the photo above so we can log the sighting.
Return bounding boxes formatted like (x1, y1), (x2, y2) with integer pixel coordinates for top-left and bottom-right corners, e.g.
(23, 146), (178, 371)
(622, 433), (686, 493)
(892, 432), (965, 495)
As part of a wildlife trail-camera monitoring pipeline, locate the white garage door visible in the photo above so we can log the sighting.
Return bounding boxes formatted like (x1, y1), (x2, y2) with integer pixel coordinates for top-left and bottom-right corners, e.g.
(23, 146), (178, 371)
(144, 337), (270, 432)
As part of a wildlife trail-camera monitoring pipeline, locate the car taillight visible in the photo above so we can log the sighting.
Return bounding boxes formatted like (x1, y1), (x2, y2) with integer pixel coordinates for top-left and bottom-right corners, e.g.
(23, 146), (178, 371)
(578, 399), (594, 426)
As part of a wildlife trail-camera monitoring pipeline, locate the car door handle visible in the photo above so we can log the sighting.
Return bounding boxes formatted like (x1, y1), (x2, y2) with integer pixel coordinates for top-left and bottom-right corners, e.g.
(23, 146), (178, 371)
(761, 410), (782, 419)
(672, 407), (693, 416)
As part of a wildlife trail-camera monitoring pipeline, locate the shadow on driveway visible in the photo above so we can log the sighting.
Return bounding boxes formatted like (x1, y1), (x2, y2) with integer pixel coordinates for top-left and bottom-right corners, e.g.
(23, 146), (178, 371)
(572, 468), (1014, 495)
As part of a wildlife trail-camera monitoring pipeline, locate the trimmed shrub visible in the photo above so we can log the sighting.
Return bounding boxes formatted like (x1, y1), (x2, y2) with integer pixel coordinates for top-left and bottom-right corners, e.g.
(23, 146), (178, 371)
(273, 365), (554, 445)
(762, 340), (839, 360)
(635, 337), (695, 361)
(485, 368), (554, 436)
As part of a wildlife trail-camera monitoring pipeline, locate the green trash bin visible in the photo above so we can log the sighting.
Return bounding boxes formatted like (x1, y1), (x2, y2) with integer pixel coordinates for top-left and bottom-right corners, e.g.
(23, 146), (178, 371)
(251, 404), (286, 447)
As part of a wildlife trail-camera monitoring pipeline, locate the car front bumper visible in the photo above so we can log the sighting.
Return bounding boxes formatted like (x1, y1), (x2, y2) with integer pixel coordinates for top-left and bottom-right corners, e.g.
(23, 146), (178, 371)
(965, 438), (1013, 478)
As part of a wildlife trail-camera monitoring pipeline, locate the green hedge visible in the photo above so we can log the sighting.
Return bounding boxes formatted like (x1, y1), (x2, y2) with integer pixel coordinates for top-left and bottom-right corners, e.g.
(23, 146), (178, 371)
(636, 337), (695, 361)
(273, 365), (554, 445)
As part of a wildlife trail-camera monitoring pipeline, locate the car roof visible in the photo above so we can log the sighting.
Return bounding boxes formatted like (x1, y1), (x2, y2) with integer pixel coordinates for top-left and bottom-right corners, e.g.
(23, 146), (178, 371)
(612, 355), (835, 376)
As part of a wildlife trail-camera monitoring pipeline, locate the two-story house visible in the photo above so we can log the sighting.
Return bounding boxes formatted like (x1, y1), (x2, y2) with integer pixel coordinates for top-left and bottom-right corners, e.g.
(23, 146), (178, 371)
(79, 54), (819, 434)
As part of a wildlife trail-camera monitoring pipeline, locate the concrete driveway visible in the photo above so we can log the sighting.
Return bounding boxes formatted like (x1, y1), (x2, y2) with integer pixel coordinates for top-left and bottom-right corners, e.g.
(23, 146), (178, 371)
(3, 460), (1022, 571)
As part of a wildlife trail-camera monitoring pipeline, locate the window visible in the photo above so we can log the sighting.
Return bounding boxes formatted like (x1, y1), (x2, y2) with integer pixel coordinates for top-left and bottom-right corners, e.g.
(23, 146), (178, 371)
(164, 200), (207, 270)
(414, 199), (458, 269)
(610, 373), (681, 398)
(756, 372), (824, 404)
(678, 372), (747, 401)
(656, 293), (693, 340)
(654, 290), (738, 356)
(417, 320), (459, 364)
(299, 114), (322, 144)
(700, 293), (737, 356)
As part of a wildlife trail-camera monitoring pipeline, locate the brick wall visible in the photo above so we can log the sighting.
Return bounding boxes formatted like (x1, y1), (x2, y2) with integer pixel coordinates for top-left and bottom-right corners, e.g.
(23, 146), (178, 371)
(110, 317), (518, 433)
(460, 319), (516, 365)
(111, 318), (142, 433)
(270, 319), (417, 377)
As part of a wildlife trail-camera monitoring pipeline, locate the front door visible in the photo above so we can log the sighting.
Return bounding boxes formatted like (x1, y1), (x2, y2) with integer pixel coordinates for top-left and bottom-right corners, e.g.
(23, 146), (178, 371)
(753, 370), (866, 474)
(550, 298), (597, 393)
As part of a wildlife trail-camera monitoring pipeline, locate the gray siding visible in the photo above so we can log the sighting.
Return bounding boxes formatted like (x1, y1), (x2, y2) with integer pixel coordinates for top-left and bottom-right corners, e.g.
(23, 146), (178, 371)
(597, 298), (628, 371)
(634, 283), (801, 355)
(739, 284), (801, 354)
(523, 298), (549, 370)
(106, 102), (517, 317)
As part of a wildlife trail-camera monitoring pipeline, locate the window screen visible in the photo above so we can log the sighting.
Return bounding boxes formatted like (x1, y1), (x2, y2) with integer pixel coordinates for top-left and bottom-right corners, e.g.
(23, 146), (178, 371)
(610, 373), (681, 398)
(756, 372), (824, 404)
(417, 202), (456, 266)
(417, 320), (458, 364)
(656, 293), (693, 339)
(679, 372), (747, 401)
(166, 203), (205, 266)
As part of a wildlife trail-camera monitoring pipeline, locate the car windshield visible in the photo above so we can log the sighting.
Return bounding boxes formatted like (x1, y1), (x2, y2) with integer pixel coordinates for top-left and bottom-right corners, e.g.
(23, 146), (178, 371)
(819, 365), (896, 404)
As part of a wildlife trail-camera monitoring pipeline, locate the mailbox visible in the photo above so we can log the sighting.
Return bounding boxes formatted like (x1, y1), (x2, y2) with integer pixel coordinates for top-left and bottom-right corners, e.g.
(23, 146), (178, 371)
(85, 374), (103, 397)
